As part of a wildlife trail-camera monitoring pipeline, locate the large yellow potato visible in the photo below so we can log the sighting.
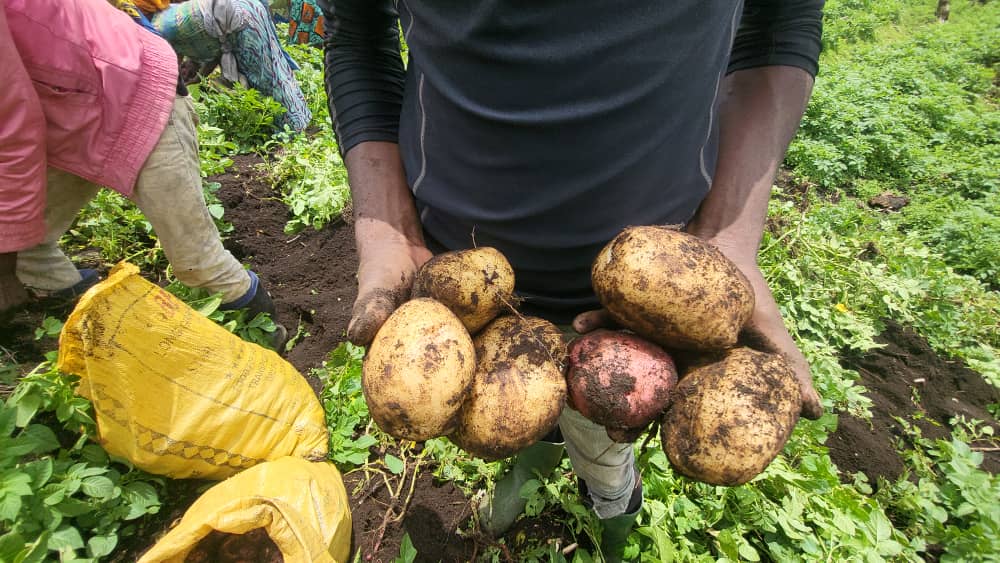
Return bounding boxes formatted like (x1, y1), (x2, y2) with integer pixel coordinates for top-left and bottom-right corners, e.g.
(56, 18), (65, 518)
(661, 347), (801, 486)
(362, 298), (476, 441)
(591, 226), (754, 350)
(451, 316), (567, 460)
(411, 247), (516, 334)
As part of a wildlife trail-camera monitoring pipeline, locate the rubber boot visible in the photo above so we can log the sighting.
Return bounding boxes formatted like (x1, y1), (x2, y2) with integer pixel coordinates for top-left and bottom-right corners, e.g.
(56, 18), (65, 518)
(478, 439), (565, 536)
(580, 467), (643, 563)
(221, 270), (288, 352)
(599, 503), (641, 563)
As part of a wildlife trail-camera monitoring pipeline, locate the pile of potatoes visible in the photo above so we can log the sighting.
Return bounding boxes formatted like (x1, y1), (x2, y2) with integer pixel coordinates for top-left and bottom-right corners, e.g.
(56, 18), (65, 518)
(363, 226), (804, 486)
(573, 225), (802, 486)
(361, 248), (567, 461)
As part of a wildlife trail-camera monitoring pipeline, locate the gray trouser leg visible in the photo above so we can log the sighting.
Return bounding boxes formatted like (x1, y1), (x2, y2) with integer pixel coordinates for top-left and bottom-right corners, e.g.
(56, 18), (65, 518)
(16, 169), (98, 291)
(560, 406), (636, 519)
(130, 96), (250, 302)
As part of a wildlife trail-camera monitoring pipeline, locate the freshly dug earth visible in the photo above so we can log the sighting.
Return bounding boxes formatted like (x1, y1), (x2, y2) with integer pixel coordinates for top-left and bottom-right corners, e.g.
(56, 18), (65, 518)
(7, 156), (998, 562)
(827, 319), (1000, 485)
(214, 155), (358, 375)
(184, 528), (283, 562)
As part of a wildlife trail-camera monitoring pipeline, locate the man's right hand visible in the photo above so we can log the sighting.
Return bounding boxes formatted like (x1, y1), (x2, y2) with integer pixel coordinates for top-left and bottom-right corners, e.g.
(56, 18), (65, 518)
(348, 238), (432, 346)
(342, 142), (433, 347)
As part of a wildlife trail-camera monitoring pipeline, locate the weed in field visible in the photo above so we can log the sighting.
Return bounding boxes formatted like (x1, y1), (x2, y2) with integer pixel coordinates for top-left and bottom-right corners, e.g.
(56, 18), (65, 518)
(267, 128), (351, 233)
(882, 418), (1000, 561)
(314, 343), (378, 468)
(189, 81), (286, 154)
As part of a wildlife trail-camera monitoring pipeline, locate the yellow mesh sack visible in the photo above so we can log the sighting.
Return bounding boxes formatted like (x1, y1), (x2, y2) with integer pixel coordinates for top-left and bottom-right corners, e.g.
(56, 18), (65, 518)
(138, 457), (352, 562)
(57, 262), (328, 480)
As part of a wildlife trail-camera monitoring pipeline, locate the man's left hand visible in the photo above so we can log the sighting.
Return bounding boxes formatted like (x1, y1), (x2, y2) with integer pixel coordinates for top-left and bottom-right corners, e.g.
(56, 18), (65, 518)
(698, 238), (824, 420)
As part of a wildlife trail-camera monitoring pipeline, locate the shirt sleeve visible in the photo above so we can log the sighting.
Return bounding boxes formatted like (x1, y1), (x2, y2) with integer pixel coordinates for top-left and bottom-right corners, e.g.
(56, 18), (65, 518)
(0, 2), (47, 254)
(317, 0), (406, 155)
(728, 0), (825, 77)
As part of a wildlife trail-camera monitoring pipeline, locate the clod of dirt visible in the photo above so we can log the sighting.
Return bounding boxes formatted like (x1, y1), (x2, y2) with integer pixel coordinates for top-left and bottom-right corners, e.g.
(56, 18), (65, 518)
(827, 320), (999, 486)
(867, 192), (910, 211)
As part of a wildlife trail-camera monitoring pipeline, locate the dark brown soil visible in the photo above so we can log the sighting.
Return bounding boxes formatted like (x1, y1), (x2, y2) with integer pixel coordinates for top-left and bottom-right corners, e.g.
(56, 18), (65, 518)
(345, 469), (476, 562)
(214, 154), (357, 375)
(827, 319), (1000, 485)
(185, 528), (284, 563)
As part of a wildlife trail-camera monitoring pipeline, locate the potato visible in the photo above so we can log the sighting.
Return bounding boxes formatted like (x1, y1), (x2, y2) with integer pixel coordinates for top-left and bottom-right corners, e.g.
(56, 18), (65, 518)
(661, 347), (801, 486)
(591, 226), (754, 350)
(411, 247), (516, 334)
(566, 330), (677, 442)
(363, 298), (476, 441)
(451, 315), (567, 460)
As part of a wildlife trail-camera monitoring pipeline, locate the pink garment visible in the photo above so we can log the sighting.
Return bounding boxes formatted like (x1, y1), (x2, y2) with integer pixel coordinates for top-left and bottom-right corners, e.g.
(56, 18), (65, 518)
(0, 0), (178, 253)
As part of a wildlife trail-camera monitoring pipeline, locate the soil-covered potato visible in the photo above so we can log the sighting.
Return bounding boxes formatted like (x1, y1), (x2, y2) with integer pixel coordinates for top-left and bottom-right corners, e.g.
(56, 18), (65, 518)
(363, 298), (476, 441)
(661, 347), (801, 486)
(411, 247), (516, 334)
(451, 315), (567, 460)
(591, 226), (754, 350)
(566, 330), (677, 442)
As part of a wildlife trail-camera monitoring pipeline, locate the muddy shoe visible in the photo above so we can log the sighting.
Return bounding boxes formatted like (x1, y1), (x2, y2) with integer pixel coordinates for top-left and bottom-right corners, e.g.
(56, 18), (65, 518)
(221, 270), (288, 352)
(30, 269), (101, 308)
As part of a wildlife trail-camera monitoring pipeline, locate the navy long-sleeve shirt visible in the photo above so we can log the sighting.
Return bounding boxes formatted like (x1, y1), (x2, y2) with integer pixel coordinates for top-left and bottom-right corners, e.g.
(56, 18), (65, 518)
(319, 0), (823, 321)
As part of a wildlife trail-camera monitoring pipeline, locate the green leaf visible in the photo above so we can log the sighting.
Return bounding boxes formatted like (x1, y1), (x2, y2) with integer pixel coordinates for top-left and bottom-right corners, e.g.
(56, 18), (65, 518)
(80, 476), (115, 500)
(0, 531), (26, 562)
(13, 394), (41, 428)
(1, 470), (34, 497)
(80, 445), (109, 466)
(47, 525), (85, 551)
(19, 425), (60, 454)
(20, 458), (54, 488)
(393, 532), (417, 563)
(54, 497), (95, 518)
(0, 494), (23, 522)
(384, 454), (404, 475)
(87, 534), (117, 558)
(15, 530), (50, 563)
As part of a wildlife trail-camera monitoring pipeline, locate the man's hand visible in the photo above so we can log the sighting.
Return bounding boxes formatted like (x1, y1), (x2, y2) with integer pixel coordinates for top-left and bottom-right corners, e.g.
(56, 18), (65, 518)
(0, 253), (29, 320)
(348, 238), (432, 346)
(695, 237), (823, 420)
(342, 142), (432, 346)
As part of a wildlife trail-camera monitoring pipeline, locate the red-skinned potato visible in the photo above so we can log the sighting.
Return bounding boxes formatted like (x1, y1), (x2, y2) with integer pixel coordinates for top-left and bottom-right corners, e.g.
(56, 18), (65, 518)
(566, 329), (678, 442)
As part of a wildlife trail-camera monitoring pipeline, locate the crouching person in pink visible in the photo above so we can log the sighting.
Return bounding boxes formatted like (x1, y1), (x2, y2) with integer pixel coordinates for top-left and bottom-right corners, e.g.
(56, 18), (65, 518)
(0, 0), (286, 347)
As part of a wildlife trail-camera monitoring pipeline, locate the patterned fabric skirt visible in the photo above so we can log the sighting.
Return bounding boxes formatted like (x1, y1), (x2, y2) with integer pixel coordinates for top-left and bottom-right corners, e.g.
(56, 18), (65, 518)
(152, 0), (311, 131)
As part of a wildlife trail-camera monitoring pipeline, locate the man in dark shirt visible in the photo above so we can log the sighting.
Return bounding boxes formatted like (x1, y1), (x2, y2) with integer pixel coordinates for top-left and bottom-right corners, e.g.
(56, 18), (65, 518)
(319, 1), (825, 559)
